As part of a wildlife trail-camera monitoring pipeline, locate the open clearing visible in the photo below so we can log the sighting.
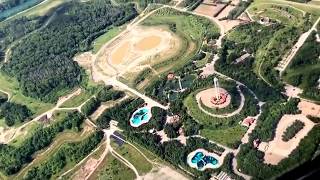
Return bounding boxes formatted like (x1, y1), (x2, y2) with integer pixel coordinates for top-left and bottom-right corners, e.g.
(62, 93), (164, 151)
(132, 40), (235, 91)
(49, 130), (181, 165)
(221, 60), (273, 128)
(95, 26), (180, 77)
(260, 114), (315, 165)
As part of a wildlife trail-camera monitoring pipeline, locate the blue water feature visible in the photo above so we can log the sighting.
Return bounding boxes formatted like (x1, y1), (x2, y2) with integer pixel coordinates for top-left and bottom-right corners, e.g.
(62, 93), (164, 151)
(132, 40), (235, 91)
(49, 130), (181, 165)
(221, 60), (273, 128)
(191, 152), (218, 169)
(130, 107), (151, 127)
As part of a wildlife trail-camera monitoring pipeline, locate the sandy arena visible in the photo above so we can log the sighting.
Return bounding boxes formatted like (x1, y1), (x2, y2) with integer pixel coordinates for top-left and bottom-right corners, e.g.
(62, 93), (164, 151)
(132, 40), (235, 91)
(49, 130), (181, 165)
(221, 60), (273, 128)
(260, 114), (315, 165)
(95, 26), (180, 77)
(196, 88), (231, 109)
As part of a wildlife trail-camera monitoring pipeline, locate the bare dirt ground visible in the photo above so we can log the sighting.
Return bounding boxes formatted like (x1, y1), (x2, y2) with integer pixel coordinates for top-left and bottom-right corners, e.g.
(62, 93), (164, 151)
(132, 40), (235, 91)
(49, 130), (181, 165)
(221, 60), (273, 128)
(284, 84), (303, 98)
(194, 0), (226, 17)
(261, 114), (315, 165)
(196, 88), (231, 109)
(298, 100), (320, 117)
(96, 26), (180, 77)
(142, 166), (189, 180)
(72, 158), (100, 180)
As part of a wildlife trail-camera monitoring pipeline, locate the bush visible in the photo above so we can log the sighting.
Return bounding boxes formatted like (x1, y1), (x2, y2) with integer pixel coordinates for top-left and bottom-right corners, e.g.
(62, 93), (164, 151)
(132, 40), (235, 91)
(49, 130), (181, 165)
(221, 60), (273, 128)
(0, 102), (32, 126)
(282, 120), (305, 142)
(164, 124), (179, 138)
(81, 97), (100, 117)
(96, 87), (125, 102)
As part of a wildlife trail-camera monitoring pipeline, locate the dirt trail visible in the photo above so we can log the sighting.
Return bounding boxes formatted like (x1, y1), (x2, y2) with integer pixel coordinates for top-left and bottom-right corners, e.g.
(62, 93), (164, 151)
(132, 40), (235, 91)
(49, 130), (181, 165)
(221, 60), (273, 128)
(0, 88), (81, 144)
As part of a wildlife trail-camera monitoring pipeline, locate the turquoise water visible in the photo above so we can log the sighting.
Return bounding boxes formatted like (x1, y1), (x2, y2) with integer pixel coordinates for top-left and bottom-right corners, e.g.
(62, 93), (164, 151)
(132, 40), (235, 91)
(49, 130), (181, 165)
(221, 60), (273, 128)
(191, 152), (218, 169)
(130, 107), (150, 126)
(0, 0), (43, 21)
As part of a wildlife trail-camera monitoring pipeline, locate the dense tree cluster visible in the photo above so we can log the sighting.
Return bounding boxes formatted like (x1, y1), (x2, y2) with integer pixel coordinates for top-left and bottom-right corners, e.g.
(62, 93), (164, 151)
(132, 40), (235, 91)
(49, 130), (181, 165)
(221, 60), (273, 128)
(284, 31), (320, 101)
(2, 0), (137, 102)
(282, 120), (305, 142)
(24, 131), (104, 179)
(235, 98), (305, 178)
(125, 131), (226, 177)
(81, 97), (100, 117)
(227, 0), (252, 20)
(250, 98), (300, 142)
(216, 23), (286, 101)
(0, 111), (84, 175)
(0, 102), (32, 126)
(0, 16), (43, 61)
(96, 98), (144, 129)
(237, 125), (320, 179)
(0, 93), (8, 104)
(96, 86), (125, 102)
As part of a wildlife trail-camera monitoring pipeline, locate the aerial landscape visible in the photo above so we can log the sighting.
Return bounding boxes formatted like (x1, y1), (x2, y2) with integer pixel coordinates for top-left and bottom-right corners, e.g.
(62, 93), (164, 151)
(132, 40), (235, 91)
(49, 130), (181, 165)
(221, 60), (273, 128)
(0, 0), (320, 179)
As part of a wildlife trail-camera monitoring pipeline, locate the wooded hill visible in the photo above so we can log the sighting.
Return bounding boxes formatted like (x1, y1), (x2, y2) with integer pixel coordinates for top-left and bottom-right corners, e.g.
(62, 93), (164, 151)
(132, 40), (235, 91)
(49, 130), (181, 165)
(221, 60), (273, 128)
(2, 0), (137, 102)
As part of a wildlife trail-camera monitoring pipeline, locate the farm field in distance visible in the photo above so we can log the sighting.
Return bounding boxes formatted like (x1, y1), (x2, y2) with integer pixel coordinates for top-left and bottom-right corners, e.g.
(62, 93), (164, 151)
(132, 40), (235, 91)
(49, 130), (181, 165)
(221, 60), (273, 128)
(0, 0), (320, 179)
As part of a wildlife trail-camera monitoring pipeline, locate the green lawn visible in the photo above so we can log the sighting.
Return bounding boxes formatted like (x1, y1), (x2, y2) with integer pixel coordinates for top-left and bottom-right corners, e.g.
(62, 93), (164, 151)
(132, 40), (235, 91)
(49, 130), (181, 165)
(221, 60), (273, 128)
(61, 90), (93, 108)
(89, 153), (136, 180)
(201, 125), (246, 148)
(92, 26), (122, 54)
(9, 122), (41, 147)
(248, 4), (304, 26)
(0, 71), (54, 117)
(111, 139), (153, 175)
(250, 0), (320, 16)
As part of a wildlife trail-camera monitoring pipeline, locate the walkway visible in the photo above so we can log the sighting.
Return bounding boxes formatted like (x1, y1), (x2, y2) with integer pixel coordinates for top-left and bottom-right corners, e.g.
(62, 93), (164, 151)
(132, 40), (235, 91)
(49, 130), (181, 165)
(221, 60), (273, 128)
(277, 17), (320, 74)
(196, 85), (245, 118)
(106, 77), (168, 109)
(0, 88), (82, 144)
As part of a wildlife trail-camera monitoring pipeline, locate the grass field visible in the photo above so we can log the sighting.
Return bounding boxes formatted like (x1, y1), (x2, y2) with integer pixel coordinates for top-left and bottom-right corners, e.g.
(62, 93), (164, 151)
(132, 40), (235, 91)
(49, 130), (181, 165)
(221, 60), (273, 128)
(0, 71), (54, 117)
(89, 153), (136, 180)
(130, 7), (219, 90)
(9, 122), (41, 147)
(248, 3), (305, 26)
(111, 139), (153, 175)
(61, 90), (93, 108)
(23, 0), (66, 17)
(250, 0), (320, 16)
(92, 26), (123, 54)
(201, 125), (246, 147)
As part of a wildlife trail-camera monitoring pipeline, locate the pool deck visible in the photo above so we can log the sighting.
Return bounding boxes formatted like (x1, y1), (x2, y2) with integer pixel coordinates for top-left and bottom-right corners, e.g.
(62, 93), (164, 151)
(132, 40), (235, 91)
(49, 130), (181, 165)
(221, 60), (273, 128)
(129, 106), (152, 128)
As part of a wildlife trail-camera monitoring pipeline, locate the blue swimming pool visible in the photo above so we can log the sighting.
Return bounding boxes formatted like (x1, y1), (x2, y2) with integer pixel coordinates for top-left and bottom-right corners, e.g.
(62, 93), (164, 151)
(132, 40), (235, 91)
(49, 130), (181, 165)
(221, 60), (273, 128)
(130, 107), (151, 127)
(189, 151), (219, 170)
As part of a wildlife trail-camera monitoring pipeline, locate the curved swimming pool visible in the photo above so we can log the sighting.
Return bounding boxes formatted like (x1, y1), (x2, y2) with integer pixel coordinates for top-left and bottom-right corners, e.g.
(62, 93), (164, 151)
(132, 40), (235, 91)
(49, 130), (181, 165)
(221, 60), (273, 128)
(187, 149), (221, 171)
(129, 107), (152, 127)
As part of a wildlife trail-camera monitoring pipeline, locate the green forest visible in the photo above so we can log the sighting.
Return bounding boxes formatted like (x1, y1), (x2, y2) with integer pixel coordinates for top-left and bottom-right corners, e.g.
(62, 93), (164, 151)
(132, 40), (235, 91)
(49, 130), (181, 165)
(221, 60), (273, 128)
(0, 111), (84, 175)
(2, 0), (137, 102)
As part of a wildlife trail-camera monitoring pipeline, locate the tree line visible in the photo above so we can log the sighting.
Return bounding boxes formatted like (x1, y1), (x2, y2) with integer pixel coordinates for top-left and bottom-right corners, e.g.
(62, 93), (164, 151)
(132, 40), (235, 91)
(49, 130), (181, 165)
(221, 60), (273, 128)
(0, 111), (84, 175)
(24, 131), (104, 179)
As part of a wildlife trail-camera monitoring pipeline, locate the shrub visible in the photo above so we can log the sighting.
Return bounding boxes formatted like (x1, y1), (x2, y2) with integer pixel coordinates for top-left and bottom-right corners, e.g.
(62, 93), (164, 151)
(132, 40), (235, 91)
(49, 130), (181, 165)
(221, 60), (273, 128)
(282, 120), (305, 142)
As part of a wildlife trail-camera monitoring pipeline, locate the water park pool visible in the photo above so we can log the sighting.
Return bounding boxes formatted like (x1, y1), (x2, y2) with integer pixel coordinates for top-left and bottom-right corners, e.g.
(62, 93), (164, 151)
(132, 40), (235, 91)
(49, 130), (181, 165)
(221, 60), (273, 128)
(187, 149), (221, 170)
(129, 107), (152, 127)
